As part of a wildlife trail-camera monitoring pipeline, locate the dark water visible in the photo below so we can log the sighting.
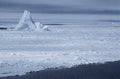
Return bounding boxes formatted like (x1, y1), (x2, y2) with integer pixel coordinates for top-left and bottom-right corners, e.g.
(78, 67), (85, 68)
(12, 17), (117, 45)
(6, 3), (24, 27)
(1, 60), (120, 79)
(0, 12), (119, 25)
(0, 18), (119, 25)
(99, 20), (120, 22)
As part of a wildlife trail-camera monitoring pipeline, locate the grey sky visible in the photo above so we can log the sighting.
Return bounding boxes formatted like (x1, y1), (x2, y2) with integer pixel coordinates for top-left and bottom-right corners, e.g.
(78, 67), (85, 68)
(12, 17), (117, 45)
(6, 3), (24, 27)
(0, 0), (120, 14)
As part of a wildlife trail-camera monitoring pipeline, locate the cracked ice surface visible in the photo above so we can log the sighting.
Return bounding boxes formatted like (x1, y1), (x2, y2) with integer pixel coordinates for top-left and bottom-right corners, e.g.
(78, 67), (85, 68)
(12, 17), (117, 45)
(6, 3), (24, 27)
(0, 24), (120, 77)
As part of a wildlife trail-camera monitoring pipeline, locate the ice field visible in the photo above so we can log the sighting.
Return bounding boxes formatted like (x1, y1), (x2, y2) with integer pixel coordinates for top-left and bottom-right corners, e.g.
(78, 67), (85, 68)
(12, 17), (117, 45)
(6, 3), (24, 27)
(0, 12), (120, 76)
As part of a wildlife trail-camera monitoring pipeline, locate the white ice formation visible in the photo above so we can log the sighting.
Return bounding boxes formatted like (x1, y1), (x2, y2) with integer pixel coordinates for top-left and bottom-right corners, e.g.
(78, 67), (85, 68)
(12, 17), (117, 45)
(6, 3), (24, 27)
(16, 10), (49, 31)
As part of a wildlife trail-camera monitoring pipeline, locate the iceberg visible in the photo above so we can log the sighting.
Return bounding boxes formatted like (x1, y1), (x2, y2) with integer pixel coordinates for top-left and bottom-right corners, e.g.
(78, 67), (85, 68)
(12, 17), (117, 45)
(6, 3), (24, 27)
(41, 25), (50, 31)
(16, 10), (36, 31)
(15, 10), (49, 31)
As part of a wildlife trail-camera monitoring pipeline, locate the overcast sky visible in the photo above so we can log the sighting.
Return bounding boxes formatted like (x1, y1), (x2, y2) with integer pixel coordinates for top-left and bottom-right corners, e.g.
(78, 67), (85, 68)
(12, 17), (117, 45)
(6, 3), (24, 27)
(0, 0), (120, 14)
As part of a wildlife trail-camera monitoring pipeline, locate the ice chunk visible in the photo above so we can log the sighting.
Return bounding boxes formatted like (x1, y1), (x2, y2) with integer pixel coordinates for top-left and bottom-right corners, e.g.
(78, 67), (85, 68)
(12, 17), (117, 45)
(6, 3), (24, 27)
(35, 22), (43, 31)
(42, 25), (50, 31)
(35, 22), (40, 31)
(16, 10), (36, 31)
(35, 22), (50, 31)
(16, 10), (49, 31)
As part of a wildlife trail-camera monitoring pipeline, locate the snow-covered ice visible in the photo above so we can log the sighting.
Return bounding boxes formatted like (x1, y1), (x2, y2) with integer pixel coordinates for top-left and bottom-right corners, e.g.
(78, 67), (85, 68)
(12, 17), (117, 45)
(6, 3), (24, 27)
(0, 11), (120, 77)
(0, 24), (120, 76)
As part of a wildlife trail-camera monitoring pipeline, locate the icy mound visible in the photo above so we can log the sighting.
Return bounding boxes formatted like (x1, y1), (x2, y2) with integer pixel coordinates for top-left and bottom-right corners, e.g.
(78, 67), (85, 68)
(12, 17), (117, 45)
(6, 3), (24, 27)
(16, 10), (36, 31)
(16, 10), (49, 31)
(34, 22), (50, 31)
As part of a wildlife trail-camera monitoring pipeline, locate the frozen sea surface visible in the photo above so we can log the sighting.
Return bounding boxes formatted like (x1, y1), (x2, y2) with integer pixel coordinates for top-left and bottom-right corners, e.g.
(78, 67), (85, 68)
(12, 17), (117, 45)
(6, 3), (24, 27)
(0, 13), (120, 77)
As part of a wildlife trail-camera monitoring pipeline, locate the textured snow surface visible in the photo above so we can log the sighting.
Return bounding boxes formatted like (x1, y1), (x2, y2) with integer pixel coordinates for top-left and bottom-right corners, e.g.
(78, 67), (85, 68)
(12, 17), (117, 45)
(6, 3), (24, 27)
(0, 24), (120, 76)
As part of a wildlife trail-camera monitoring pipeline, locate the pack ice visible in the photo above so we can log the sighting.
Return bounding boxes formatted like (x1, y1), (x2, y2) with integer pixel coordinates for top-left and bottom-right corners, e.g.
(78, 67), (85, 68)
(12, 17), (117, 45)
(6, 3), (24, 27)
(0, 10), (120, 77)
